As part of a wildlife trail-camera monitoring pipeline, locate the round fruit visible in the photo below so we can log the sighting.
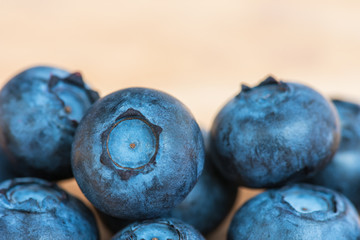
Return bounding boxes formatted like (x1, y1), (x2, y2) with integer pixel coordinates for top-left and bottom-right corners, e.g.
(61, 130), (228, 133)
(112, 218), (204, 240)
(308, 99), (360, 210)
(0, 66), (99, 180)
(210, 76), (340, 188)
(72, 88), (205, 219)
(228, 184), (360, 240)
(167, 131), (237, 234)
(0, 178), (99, 239)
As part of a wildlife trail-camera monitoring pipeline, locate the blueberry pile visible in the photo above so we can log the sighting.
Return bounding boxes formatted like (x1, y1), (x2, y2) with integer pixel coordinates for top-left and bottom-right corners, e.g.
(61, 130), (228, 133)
(0, 66), (359, 240)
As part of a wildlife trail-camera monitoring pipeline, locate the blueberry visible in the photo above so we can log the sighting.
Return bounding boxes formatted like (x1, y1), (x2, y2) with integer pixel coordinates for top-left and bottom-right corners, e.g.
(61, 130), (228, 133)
(0, 66), (99, 180)
(72, 88), (205, 219)
(97, 131), (236, 234)
(0, 177), (99, 239)
(307, 99), (360, 210)
(0, 148), (17, 182)
(228, 184), (360, 240)
(98, 158), (237, 235)
(210, 76), (340, 188)
(167, 131), (237, 234)
(112, 218), (205, 240)
(96, 209), (132, 234)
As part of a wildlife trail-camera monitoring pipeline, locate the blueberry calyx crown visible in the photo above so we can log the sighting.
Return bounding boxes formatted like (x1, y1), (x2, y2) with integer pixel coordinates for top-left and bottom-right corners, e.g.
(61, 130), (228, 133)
(100, 108), (162, 180)
(239, 75), (290, 97)
(123, 219), (182, 240)
(276, 184), (344, 222)
(48, 73), (99, 103)
(258, 75), (279, 86)
(0, 178), (67, 213)
(48, 72), (100, 126)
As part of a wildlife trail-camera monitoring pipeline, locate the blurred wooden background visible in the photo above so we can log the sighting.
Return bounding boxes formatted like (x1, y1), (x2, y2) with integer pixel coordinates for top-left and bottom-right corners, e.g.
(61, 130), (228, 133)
(1, 1), (360, 239)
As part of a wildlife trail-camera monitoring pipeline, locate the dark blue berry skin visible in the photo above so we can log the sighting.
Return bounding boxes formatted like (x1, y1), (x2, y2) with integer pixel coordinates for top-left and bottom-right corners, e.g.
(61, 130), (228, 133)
(167, 144), (237, 234)
(112, 218), (205, 240)
(0, 66), (99, 180)
(210, 77), (340, 188)
(0, 148), (17, 182)
(96, 209), (132, 234)
(98, 131), (237, 234)
(307, 99), (360, 210)
(98, 159), (237, 235)
(72, 88), (205, 219)
(228, 184), (360, 240)
(0, 178), (99, 239)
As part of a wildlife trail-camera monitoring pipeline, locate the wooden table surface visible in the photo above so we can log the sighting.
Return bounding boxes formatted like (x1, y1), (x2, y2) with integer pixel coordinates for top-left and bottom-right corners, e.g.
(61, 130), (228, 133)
(1, 1), (360, 239)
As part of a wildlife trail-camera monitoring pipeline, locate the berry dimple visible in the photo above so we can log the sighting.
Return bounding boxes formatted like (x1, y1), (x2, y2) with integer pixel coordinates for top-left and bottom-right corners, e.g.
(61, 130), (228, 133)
(107, 117), (157, 170)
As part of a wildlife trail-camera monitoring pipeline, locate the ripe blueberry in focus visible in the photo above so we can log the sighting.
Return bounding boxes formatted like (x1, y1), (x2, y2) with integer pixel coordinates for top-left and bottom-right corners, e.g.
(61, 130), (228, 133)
(308, 99), (360, 210)
(112, 218), (205, 240)
(72, 88), (205, 219)
(97, 131), (237, 234)
(0, 66), (99, 180)
(97, 150), (237, 235)
(0, 178), (99, 239)
(167, 131), (237, 234)
(228, 184), (360, 240)
(210, 76), (340, 188)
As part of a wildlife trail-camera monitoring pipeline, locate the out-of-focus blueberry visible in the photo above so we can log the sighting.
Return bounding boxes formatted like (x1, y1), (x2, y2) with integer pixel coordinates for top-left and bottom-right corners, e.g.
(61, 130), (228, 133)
(0, 66), (99, 180)
(72, 88), (205, 219)
(307, 99), (360, 210)
(112, 218), (205, 240)
(0, 148), (17, 182)
(228, 184), (360, 240)
(0, 177), (99, 239)
(96, 209), (132, 234)
(167, 132), (238, 234)
(210, 76), (340, 188)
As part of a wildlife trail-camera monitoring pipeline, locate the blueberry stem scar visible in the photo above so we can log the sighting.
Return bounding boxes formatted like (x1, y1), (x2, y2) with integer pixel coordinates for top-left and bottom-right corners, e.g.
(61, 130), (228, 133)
(106, 116), (159, 170)
(131, 222), (181, 240)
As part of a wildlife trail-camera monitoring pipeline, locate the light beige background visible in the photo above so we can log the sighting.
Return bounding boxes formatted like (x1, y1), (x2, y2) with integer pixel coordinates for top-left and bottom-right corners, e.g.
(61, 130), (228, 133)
(1, 1), (360, 239)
